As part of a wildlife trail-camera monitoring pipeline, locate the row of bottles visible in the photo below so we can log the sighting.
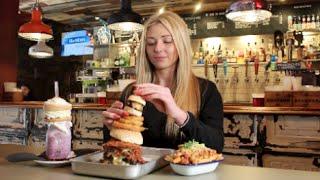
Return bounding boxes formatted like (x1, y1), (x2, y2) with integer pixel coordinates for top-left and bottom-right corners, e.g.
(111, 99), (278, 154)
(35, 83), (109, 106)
(194, 39), (272, 65)
(194, 35), (320, 66)
(288, 14), (320, 31)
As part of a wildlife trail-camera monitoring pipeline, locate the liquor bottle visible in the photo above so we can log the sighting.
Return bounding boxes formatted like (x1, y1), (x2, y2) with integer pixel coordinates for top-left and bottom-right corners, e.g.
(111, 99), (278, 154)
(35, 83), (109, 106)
(277, 47), (283, 63)
(259, 39), (266, 62)
(245, 42), (251, 60)
(251, 42), (258, 62)
(198, 41), (204, 64)
(302, 15), (306, 30)
(306, 15), (311, 29)
(292, 16), (297, 30)
(297, 16), (302, 31)
(288, 15), (293, 30)
(224, 48), (230, 63)
(230, 49), (237, 63)
(316, 15), (320, 29)
(199, 40), (204, 53)
(217, 44), (223, 63)
(311, 14), (316, 29)
(265, 39), (272, 62)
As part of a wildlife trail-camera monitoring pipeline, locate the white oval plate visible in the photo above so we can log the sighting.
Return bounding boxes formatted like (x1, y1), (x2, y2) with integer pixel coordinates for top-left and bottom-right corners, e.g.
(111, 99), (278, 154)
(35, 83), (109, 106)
(170, 161), (220, 176)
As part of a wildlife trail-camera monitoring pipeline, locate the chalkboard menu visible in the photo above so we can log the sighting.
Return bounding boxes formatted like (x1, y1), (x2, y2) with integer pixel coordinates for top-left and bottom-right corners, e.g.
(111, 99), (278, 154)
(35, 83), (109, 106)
(181, 2), (320, 39)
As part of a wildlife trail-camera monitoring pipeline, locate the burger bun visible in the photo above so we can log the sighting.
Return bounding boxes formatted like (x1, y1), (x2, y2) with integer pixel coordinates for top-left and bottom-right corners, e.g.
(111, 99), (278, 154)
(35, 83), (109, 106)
(128, 95), (146, 106)
(110, 128), (143, 145)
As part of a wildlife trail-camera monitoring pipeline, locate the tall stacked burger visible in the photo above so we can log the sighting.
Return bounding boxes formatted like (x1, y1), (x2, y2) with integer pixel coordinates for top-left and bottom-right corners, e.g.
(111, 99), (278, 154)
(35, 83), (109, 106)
(102, 95), (147, 165)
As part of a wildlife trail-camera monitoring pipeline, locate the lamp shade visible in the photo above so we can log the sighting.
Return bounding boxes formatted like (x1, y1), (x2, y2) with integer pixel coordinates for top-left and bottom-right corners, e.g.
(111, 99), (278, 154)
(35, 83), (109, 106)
(28, 41), (53, 58)
(226, 0), (272, 23)
(107, 0), (144, 32)
(18, 2), (53, 41)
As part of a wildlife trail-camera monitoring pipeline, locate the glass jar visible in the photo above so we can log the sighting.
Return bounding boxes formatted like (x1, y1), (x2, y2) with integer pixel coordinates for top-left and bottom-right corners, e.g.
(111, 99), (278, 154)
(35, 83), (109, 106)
(45, 121), (72, 160)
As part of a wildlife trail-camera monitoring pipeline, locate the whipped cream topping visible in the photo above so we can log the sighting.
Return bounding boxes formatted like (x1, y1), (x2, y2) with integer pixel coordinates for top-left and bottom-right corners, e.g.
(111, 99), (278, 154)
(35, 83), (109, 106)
(44, 96), (72, 106)
(45, 110), (71, 119)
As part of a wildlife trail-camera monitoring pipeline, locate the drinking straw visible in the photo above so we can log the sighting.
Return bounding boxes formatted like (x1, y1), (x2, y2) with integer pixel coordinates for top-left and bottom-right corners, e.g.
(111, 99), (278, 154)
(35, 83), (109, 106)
(54, 81), (59, 97)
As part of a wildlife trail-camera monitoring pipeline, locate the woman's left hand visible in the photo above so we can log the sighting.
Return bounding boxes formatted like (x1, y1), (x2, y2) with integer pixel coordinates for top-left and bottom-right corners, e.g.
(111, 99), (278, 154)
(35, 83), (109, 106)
(134, 83), (187, 125)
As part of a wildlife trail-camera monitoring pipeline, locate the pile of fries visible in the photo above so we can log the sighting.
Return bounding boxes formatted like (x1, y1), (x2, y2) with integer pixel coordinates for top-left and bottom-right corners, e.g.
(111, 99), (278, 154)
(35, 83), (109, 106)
(165, 140), (223, 165)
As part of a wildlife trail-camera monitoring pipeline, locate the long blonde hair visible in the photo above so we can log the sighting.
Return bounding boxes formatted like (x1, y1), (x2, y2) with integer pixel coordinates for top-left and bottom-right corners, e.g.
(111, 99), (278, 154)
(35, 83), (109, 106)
(136, 11), (200, 138)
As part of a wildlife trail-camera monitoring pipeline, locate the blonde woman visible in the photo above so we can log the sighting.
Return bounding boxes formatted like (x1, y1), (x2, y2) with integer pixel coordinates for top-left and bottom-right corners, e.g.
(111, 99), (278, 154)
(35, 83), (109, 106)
(102, 11), (224, 152)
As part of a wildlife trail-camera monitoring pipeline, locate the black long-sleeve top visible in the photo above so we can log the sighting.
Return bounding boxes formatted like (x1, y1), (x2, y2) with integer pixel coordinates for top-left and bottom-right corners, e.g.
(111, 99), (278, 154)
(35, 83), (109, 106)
(103, 77), (224, 153)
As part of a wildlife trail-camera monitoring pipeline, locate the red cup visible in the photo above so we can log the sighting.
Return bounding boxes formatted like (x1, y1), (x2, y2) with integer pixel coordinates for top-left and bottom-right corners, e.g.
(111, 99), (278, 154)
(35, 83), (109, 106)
(98, 97), (106, 104)
(252, 93), (265, 107)
(97, 92), (107, 105)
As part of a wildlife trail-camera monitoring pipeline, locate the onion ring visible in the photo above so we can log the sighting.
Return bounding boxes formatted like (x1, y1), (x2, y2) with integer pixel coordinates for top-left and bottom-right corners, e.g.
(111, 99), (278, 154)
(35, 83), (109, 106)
(112, 121), (146, 132)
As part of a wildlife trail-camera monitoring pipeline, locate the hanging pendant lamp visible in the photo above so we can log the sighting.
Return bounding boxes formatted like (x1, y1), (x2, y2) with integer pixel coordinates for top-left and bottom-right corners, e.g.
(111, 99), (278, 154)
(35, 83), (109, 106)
(226, 0), (272, 23)
(107, 0), (144, 32)
(18, 0), (53, 41)
(28, 41), (53, 58)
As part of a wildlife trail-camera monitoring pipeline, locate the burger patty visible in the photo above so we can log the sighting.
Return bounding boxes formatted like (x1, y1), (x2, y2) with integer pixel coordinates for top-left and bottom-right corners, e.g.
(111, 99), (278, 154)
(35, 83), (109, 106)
(103, 139), (145, 165)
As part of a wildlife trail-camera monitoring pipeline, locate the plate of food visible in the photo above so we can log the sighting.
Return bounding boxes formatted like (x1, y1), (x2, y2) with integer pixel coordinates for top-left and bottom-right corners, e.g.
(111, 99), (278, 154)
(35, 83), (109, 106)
(165, 140), (224, 176)
(71, 95), (173, 179)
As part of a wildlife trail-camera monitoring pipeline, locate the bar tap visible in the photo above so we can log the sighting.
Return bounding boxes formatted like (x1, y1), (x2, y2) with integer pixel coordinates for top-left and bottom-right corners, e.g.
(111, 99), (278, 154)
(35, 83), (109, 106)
(204, 58), (208, 79)
(213, 61), (218, 83)
(244, 59), (249, 82)
(286, 32), (295, 62)
(223, 59), (228, 83)
(231, 66), (239, 84)
(254, 58), (259, 82)
(264, 62), (270, 83)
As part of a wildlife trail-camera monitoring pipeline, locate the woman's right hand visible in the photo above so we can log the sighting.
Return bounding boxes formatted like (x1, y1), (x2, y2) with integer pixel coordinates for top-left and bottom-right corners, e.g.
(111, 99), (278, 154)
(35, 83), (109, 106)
(102, 101), (128, 129)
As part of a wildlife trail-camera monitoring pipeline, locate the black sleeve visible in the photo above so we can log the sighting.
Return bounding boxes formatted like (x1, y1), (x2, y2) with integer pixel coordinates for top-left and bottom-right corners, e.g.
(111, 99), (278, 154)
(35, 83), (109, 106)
(103, 82), (135, 142)
(181, 80), (224, 153)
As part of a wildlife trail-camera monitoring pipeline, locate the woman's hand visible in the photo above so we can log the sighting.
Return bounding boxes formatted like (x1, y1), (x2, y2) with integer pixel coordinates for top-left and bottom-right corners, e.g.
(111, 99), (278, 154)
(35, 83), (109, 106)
(134, 83), (187, 126)
(102, 101), (128, 129)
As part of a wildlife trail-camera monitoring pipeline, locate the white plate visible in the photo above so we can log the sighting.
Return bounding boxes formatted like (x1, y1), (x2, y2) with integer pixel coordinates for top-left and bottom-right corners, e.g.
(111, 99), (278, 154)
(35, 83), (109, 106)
(170, 161), (220, 176)
(34, 159), (71, 167)
(34, 151), (76, 167)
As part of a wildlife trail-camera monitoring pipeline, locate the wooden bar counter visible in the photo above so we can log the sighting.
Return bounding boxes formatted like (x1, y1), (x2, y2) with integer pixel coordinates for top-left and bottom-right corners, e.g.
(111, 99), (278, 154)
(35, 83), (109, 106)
(0, 101), (319, 115)
(0, 101), (319, 171)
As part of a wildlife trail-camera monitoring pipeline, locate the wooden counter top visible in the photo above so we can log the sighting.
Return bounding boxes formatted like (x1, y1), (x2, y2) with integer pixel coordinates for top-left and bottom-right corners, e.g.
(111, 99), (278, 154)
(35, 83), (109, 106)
(0, 101), (320, 115)
(1, 144), (320, 180)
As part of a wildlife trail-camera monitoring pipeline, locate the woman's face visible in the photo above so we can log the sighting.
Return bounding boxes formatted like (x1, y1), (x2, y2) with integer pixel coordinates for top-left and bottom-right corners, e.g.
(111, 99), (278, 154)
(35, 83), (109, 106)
(146, 23), (179, 71)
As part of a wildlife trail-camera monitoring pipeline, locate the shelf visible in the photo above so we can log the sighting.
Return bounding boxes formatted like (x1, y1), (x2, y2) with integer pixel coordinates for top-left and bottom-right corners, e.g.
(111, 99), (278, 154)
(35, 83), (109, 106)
(301, 59), (320, 62)
(88, 42), (134, 48)
(85, 66), (135, 70)
(76, 76), (107, 81)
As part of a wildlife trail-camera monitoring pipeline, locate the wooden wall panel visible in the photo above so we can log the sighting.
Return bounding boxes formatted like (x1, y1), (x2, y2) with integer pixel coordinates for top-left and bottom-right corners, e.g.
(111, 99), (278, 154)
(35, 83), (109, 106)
(224, 114), (257, 148)
(263, 154), (320, 171)
(73, 110), (104, 140)
(222, 148), (258, 167)
(266, 115), (320, 150)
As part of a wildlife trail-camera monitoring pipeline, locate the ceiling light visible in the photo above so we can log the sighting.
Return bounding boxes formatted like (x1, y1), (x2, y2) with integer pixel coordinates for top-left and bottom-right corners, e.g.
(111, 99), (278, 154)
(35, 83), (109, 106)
(107, 0), (144, 32)
(226, 0), (272, 23)
(195, 2), (202, 12)
(18, 0), (53, 41)
(159, 7), (165, 14)
(28, 41), (53, 58)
